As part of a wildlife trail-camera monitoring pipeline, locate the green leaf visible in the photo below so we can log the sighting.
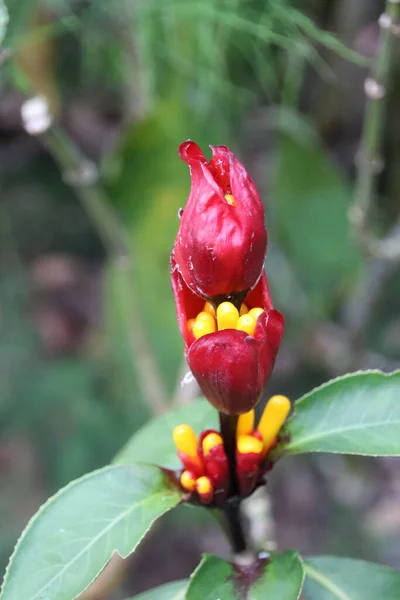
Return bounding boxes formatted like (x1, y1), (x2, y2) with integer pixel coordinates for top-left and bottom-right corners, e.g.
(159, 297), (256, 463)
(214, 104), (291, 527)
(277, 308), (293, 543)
(250, 551), (304, 599)
(273, 135), (361, 314)
(114, 398), (217, 468)
(186, 552), (304, 600)
(303, 556), (400, 600)
(284, 370), (400, 456)
(127, 580), (188, 600)
(0, 464), (182, 600)
(186, 555), (239, 600)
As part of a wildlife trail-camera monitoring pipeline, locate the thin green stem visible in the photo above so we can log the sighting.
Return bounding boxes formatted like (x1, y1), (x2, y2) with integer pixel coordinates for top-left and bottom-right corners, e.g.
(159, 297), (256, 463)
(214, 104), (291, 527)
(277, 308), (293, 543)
(44, 125), (129, 259)
(351, 1), (400, 260)
(41, 122), (168, 415)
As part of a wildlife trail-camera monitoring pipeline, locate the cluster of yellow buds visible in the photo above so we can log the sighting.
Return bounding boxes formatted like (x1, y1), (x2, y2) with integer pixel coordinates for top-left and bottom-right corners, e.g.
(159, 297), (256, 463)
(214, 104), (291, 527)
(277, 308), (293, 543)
(173, 426), (228, 504)
(173, 394), (291, 504)
(235, 394), (290, 495)
(187, 301), (265, 340)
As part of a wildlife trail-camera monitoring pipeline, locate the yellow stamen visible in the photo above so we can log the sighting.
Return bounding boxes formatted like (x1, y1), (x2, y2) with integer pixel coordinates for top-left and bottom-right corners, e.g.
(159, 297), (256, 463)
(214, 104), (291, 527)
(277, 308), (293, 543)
(173, 424), (199, 457)
(225, 194), (235, 206)
(248, 307), (264, 320)
(192, 312), (216, 339)
(187, 318), (195, 333)
(196, 476), (213, 495)
(202, 432), (223, 456)
(236, 314), (256, 336)
(240, 303), (249, 316)
(237, 434), (263, 455)
(196, 311), (215, 323)
(237, 410), (255, 437)
(203, 301), (216, 317)
(216, 301), (239, 330)
(257, 395), (291, 450)
(180, 470), (196, 492)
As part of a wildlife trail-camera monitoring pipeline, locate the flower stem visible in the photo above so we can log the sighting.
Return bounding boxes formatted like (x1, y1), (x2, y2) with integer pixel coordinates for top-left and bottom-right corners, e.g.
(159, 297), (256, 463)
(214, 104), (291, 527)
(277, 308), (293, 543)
(218, 413), (250, 553)
(222, 501), (248, 555)
(219, 412), (239, 495)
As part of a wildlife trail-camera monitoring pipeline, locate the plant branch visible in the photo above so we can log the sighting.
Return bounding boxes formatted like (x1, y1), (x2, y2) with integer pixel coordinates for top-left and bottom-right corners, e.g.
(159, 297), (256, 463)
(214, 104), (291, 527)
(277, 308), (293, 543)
(35, 117), (169, 416)
(44, 125), (129, 259)
(350, 1), (400, 263)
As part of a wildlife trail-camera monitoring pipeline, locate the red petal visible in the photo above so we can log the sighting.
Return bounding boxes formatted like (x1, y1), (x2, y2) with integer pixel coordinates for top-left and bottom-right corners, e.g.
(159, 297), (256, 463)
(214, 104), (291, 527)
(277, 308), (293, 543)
(188, 307), (283, 415)
(179, 140), (208, 166)
(244, 271), (273, 312)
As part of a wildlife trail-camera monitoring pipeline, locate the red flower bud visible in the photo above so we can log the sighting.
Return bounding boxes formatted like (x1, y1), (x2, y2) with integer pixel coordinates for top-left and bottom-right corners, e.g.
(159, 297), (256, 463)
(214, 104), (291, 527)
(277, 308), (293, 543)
(171, 255), (284, 415)
(174, 140), (267, 300)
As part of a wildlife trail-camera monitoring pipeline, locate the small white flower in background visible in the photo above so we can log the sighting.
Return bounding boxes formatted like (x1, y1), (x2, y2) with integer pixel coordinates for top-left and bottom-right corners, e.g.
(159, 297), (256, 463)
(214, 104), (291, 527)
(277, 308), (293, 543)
(21, 96), (53, 135)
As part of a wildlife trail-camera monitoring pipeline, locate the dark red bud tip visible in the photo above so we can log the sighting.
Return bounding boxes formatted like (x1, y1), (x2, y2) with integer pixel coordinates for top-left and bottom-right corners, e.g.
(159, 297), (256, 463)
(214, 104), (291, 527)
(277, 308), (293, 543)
(174, 140), (267, 299)
(188, 309), (284, 415)
(179, 140), (208, 165)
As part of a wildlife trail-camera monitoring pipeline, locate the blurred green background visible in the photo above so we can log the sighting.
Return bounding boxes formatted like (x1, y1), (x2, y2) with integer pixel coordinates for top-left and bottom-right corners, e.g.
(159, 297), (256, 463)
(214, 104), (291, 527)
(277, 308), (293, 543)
(1, 0), (400, 598)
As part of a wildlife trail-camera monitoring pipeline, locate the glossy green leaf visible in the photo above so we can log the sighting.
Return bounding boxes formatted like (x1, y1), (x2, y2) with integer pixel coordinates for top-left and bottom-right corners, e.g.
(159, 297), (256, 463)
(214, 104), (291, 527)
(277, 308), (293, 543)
(115, 398), (217, 468)
(186, 551), (304, 600)
(284, 370), (400, 456)
(273, 135), (360, 313)
(304, 556), (400, 600)
(0, 464), (182, 600)
(128, 580), (188, 600)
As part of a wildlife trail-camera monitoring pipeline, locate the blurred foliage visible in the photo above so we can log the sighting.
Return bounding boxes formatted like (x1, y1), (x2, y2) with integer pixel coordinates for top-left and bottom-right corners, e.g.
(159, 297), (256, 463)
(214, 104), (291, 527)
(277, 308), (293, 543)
(0, 1), (7, 45)
(273, 133), (362, 315)
(0, 0), (400, 596)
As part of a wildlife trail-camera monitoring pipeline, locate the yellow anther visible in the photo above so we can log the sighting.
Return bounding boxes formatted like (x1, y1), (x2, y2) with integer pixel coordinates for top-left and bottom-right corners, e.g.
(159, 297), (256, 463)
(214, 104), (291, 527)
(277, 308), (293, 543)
(187, 318), (195, 333)
(237, 434), (263, 455)
(216, 301), (239, 330)
(237, 410), (255, 437)
(192, 312), (216, 339)
(203, 301), (216, 317)
(173, 424), (199, 457)
(248, 307), (264, 320)
(180, 470), (196, 492)
(196, 476), (213, 495)
(202, 432), (223, 456)
(258, 395), (291, 450)
(196, 311), (215, 323)
(236, 314), (256, 336)
(225, 194), (235, 206)
(240, 303), (249, 316)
